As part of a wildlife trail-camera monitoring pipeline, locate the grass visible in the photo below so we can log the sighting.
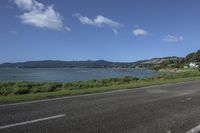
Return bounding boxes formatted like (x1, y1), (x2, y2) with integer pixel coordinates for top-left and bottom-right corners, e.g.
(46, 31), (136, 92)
(1, 70), (200, 104)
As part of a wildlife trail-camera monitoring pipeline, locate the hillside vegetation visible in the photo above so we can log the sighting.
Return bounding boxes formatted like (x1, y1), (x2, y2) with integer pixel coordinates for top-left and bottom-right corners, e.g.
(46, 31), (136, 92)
(139, 50), (200, 70)
(0, 50), (199, 70)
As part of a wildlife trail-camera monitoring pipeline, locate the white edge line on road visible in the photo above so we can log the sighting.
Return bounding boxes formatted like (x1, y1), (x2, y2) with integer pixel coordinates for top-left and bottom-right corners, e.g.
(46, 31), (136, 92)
(0, 80), (199, 107)
(0, 114), (66, 130)
(186, 124), (200, 133)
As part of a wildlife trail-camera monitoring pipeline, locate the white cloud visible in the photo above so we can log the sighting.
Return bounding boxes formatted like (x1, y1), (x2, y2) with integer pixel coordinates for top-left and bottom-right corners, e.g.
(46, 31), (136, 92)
(73, 13), (123, 34)
(13, 0), (70, 31)
(162, 35), (183, 43)
(14, 0), (43, 11)
(133, 28), (149, 36)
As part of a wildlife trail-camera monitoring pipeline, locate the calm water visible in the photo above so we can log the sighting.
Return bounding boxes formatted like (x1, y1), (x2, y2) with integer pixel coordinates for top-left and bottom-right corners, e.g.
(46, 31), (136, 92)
(0, 68), (159, 82)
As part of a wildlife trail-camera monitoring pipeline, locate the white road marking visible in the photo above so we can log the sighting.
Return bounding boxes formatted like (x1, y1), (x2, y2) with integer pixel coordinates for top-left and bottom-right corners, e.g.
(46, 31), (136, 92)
(0, 80), (199, 107)
(185, 124), (200, 133)
(0, 114), (66, 130)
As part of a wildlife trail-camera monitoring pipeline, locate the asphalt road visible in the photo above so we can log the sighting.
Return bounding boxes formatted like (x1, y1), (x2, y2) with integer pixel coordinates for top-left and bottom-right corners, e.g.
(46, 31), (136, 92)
(1, 81), (200, 133)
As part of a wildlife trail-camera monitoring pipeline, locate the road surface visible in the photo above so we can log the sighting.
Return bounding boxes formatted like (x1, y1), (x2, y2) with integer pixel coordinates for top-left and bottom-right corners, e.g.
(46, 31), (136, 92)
(1, 80), (200, 133)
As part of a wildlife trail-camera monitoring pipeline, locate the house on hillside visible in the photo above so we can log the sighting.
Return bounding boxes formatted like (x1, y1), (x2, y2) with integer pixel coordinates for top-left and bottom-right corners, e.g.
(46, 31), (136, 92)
(189, 62), (199, 68)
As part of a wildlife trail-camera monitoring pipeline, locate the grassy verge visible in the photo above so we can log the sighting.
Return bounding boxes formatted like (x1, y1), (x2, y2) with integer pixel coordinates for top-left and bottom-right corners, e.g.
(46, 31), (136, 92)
(1, 70), (200, 104)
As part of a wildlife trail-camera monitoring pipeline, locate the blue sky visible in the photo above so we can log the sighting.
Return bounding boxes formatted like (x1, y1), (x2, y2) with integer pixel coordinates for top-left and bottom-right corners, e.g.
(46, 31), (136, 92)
(0, 0), (200, 63)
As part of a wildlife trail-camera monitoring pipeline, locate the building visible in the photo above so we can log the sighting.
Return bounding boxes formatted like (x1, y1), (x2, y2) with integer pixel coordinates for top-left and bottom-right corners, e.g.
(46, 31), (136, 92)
(189, 62), (199, 68)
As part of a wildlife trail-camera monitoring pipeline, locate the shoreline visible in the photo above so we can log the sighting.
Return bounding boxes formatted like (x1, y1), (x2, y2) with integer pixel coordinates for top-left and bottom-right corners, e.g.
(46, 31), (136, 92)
(0, 70), (200, 104)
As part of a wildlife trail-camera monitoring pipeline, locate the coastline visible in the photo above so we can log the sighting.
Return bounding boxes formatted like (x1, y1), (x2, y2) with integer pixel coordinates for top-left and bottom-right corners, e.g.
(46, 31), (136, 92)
(0, 69), (200, 104)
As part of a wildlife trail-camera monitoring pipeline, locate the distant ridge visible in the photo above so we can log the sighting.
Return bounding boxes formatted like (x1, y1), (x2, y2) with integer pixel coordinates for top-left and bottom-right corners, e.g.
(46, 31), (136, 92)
(0, 57), (182, 69)
(0, 60), (128, 68)
(3, 49), (200, 69)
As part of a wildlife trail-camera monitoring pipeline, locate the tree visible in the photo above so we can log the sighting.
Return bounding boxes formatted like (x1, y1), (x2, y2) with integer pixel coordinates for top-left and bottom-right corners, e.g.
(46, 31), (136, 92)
(198, 64), (200, 72)
(185, 52), (196, 63)
(185, 50), (200, 63)
(160, 60), (174, 69)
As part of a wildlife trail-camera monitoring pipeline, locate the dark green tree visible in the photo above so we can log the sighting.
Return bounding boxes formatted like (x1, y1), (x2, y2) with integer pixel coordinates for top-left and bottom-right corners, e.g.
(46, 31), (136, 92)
(198, 64), (200, 72)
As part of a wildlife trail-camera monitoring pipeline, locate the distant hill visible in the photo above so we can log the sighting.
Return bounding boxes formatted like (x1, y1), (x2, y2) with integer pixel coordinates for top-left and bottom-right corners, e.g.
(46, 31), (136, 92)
(185, 50), (200, 63)
(0, 50), (200, 70)
(141, 57), (181, 64)
(139, 50), (200, 70)
(0, 60), (133, 68)
(0, 57), (182, 69)
(131, 56), (183, 70)
(1, 49), (199, 70)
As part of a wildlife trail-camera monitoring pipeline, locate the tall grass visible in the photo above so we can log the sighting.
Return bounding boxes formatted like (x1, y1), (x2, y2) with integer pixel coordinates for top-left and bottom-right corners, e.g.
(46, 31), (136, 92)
(0, 76), (140, 96)
(0, 70), (200, 97)
(1, 71), (200, 104)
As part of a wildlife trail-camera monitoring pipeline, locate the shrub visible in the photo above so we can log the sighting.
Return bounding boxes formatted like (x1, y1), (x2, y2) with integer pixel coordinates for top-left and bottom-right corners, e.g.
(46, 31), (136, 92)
(198, 65), (200, 72)
(42, 83), (62, 92)
(13, 87), (30, 95)
(14, 82), (34, 89)
(109, 78), (120, 82)
(31, 87), (45, 93)
(0, 87), (14, 96)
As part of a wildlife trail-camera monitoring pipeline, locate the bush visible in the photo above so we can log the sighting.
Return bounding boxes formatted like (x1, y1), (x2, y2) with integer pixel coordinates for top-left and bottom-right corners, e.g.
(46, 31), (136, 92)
(1, 73), (200, 96)
(109, 78), (120, 82)
(14, 82), (33, 89)
(42, 83), (62, 92)
(0, 87), (14, 96)
(31, 87), (45, 93)
(13, 87), (30, 95)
